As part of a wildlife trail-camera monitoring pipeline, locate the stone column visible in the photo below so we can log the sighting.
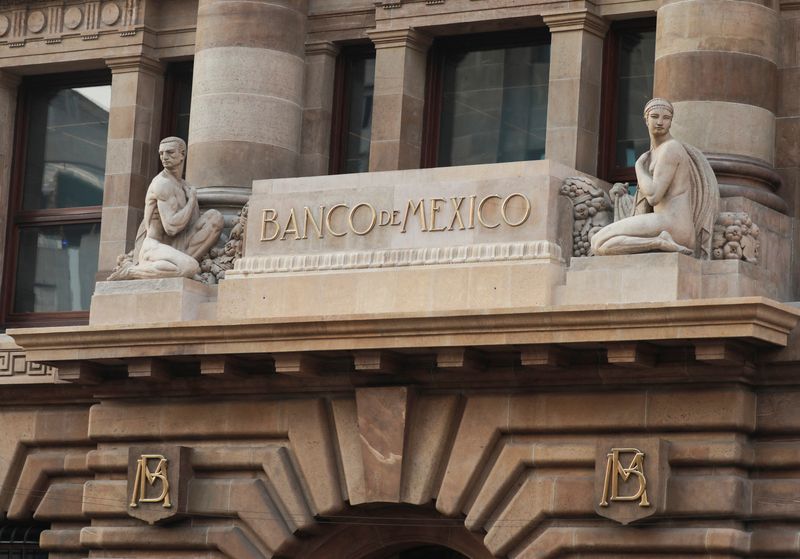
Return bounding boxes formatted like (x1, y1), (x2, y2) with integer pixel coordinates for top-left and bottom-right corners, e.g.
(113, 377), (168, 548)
(367, 28), (431, 171)
(98, 56), (165, 277)
(298, 41), (339, 177)
(0, 71), (21, 282)
(543, 9), (608, 175)
(655, 0), (785, 212)
(187, 0), (308, 209)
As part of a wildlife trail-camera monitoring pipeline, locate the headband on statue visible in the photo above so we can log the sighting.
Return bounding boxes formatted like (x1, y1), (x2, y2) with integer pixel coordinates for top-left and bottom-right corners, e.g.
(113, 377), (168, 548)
(643, 98), (674, 117)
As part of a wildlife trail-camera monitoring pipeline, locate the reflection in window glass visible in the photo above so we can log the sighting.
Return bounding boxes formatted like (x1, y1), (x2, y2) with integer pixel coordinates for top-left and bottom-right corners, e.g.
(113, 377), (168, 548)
(22, 85), (110, 210)
(13, 223), (101, 313)
(614, 29), (656, 168)
(343, 55), (375, 173)
(438, 42), (550, 167)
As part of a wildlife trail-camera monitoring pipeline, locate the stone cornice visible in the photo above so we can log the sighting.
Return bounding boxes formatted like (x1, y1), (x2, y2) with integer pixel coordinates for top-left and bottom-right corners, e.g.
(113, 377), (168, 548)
(542, 9), (609, 38)
(367, 27), (432, 52)
(10, 298), (800, 365)
(305, 40), (340, 57)
(105, 54), (164, 75)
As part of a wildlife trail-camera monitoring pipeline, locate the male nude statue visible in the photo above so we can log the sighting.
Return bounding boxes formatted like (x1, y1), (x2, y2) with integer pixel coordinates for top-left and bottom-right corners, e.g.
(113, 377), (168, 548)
(108, 137), (224, 280)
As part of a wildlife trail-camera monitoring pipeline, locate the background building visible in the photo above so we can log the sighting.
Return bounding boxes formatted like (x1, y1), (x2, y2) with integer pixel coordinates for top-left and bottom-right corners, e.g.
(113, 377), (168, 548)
(1, 0), (800, 558)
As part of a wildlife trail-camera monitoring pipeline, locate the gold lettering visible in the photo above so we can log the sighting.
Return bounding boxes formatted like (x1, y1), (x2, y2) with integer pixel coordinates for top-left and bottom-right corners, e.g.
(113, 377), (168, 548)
(260, 209), (280, 241)
(302, 206), (325, 239)
(429, 198), (447, 232)
(348, 203), (378, 236)
(599, 448), (649, 508)
(501, 193), (532, 227)
(391, 210), (401, 226)
(129, 455), (171, 509)
(467, 195), (476, 229)
(448, 197), (466, 231)
(325, 204), (348, 237)
(401, 199), (428, 233)
(280, 208), (300, 241)
(477, 195), (502, 229)
(379, 210), (392, 227)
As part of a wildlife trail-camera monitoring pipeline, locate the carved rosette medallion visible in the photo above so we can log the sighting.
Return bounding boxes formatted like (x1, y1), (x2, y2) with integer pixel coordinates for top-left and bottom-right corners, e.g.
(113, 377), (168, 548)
(63, 6), (83, 29)
(0, 15), (10, 37)
(27, 10), (46, 33)
(594, 438), (668, 524)
(101, 2), (121, 26)
(127, 446), (190, 525)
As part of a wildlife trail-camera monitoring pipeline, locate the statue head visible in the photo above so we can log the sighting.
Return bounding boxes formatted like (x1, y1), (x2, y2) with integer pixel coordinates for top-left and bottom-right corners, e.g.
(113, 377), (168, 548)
(643, 98), (674, 139)
(159, 136), (187, 172)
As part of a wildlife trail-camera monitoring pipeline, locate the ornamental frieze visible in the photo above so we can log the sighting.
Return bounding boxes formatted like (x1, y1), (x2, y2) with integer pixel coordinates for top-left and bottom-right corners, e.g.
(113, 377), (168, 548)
(0, 0), (141, 48)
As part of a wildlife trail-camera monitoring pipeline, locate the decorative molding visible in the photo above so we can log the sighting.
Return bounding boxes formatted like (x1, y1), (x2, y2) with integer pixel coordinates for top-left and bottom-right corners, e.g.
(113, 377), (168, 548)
(304, 40), (340, 58)
(0, 348), (56, 378)
(542, 9), (609, 38)
(0, 0), (143, 49)
(106, 54), (164, 75)
(367, 27), (432, 52)
(231, 241), (562, 275)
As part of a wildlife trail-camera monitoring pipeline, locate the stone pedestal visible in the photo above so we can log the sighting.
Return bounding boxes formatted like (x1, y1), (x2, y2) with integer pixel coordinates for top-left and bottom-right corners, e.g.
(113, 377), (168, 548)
(557, 252), (787, 306)
(655, 0), (785, 212)
(90, 279), (217, 325)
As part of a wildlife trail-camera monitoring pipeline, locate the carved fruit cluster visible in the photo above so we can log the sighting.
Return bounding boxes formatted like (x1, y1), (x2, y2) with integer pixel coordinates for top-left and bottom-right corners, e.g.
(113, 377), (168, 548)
(711, 211), (759, 263)
(560, 177), (613, 257)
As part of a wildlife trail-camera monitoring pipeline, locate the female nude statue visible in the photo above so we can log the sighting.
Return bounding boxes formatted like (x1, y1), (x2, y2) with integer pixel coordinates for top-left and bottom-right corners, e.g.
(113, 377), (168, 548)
(590, 98), (718, 258)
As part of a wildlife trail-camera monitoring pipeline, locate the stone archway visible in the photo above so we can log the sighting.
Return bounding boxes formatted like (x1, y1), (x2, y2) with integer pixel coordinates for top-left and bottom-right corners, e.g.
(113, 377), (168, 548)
(284, 506), (495, 559)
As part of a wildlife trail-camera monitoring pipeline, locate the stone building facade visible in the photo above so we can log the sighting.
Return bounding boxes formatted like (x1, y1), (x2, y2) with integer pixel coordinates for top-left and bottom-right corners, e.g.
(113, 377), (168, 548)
(1, 1), (800, 558)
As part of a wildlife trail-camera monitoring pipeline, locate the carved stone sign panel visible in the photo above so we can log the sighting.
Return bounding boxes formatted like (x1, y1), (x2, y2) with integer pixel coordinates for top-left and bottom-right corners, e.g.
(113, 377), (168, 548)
(594, 438), (668, 525)
(127, 446), (190, 525)
(241, 160), (578, 275)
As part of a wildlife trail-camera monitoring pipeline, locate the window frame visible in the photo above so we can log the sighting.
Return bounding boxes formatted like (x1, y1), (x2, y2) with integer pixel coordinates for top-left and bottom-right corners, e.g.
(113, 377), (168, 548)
(329, 44), (376, 175)
(421, 28), (552, 169)
(1, 70), (111, 328)
(597, 17), (657, 184)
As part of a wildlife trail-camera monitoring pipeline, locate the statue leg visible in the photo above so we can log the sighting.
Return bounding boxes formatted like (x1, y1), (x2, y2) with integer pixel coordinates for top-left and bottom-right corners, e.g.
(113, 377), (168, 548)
(592, 231), (692, 256)
(181, 209), (225, 260)
(138, 239), (201, 278)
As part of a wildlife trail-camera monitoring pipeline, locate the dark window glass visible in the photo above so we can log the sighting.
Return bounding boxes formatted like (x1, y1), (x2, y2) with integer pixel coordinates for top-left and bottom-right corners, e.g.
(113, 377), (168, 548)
(331, 47), (375, 174)
(162, 62), (193, 144)
(13, 223), (101, 313)
(599, 20), (656, 183)
(22, 85), (108, 210)
(614, 28), (656, 169)
(2, 72), (108, 326)
(424, 31), (550, 168)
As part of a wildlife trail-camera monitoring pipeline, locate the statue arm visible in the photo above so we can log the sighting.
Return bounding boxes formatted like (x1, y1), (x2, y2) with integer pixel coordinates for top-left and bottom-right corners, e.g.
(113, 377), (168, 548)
(636, 145), (680, 207)
(153, 182), (196, 236)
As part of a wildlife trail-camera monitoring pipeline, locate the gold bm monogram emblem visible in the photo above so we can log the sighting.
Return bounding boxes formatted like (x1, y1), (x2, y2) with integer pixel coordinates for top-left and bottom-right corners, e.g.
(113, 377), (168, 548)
(599, 447), (649, 508)
(129, 454), (171, 508)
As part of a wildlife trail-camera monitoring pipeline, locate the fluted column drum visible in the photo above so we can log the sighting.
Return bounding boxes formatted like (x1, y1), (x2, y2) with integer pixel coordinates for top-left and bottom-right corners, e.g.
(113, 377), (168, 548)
(187, 0), (308, 208)
(655, 0), (785, 212)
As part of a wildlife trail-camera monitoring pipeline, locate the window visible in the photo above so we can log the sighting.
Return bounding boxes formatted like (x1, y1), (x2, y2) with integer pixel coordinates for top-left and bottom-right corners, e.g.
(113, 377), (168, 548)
(330, 46), (376, 174)
(1, 72), (110, 327)
(423, 30), (550, 168)
(598, 19), (656, 183)
(0, 523), (48, 558)
(161, 61), (193, 144)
